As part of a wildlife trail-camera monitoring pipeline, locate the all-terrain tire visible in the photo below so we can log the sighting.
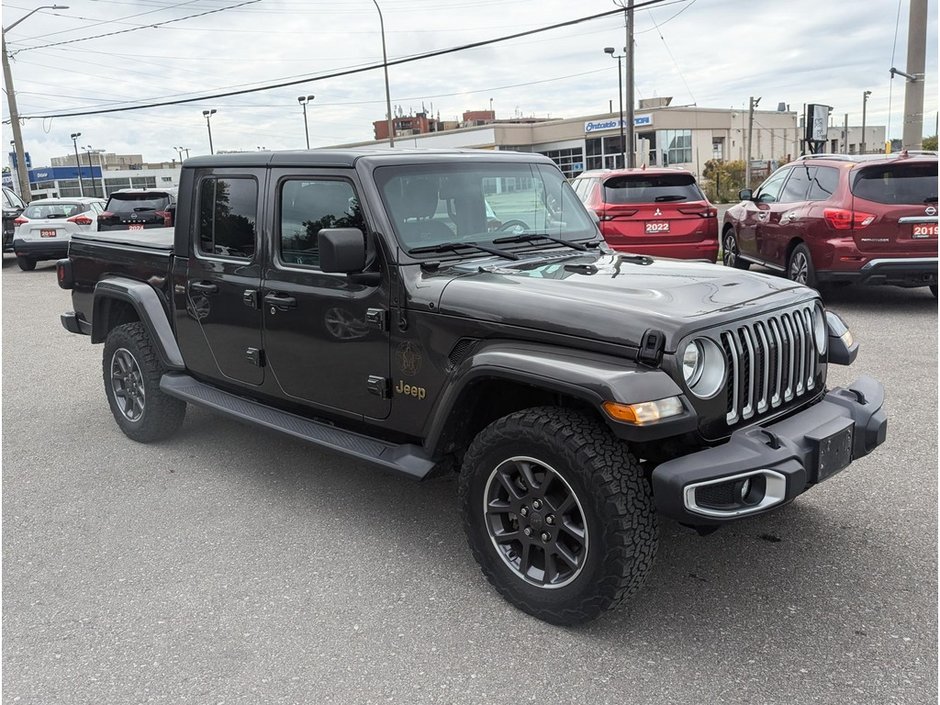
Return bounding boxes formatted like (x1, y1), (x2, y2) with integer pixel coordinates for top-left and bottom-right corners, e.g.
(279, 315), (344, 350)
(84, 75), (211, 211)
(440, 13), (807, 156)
(458, 406), (658, 625)
(102, 322), (186, 442)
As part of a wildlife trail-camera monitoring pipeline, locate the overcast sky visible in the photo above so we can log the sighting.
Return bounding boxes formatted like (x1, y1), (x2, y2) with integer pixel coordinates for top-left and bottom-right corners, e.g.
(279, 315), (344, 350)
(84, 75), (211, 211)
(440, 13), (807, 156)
(3, 0), (938, 167)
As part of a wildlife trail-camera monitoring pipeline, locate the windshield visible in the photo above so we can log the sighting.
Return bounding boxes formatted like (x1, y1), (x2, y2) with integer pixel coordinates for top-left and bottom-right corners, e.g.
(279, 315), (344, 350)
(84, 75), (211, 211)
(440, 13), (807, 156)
(374, 162), (596, 254)
(106, 193), (171, 213)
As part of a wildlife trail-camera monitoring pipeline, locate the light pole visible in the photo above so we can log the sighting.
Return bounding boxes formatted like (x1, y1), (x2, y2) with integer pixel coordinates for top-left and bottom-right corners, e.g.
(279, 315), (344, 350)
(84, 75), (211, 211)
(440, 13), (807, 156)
(297, 94), (315, 149)
(371, 0), (394, 147)
(604, 47), (626, 168)
(70, 132), (85, 196)
(745, 96), (760, 188)
(861, 90), (871, 154)
(83, 145), (104, 197)
(202, 109), (217, 155)
(3, 4), (69, 198)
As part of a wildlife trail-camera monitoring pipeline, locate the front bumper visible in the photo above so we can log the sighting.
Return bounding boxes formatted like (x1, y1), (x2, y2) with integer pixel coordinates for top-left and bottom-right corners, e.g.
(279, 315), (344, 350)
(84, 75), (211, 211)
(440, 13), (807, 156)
(651, 376), (886, 526)
(12, 237), (69, 261)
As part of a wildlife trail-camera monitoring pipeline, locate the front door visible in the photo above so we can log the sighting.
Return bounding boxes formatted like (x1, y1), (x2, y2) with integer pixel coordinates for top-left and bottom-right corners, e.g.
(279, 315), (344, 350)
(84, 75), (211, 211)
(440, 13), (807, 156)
(261, 170), (391, 420)
(179, 169), (265, 386)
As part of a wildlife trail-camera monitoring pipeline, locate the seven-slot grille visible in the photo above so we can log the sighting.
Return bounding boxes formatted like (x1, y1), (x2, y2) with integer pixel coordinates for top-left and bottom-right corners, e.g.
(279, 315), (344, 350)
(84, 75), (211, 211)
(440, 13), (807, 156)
(720, 305), (820, 425)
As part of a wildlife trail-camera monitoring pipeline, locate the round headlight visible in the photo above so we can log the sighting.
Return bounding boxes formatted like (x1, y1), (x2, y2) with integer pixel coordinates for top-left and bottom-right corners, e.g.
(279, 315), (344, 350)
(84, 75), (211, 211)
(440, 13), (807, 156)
(683, 337), (726, 399)
(682, 341), (702, 386)
(812, 304), (827, 354)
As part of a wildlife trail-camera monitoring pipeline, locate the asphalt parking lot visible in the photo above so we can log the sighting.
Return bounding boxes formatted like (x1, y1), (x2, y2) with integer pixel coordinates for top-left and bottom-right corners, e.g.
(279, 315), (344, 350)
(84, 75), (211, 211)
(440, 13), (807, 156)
(3, 256), (937, 705)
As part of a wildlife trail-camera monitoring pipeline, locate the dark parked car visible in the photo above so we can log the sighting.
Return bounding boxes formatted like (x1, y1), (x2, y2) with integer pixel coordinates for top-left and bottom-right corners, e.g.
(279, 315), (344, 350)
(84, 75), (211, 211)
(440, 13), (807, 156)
(571, 168), (719, 261)
(98, 188), (176, 232)
(721, 152), (938, 295)
(3, 185), (28, 252)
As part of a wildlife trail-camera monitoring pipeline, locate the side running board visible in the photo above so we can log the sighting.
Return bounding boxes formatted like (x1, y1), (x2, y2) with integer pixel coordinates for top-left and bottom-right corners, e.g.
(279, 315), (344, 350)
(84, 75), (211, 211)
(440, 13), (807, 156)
(159, 373), (436, 480)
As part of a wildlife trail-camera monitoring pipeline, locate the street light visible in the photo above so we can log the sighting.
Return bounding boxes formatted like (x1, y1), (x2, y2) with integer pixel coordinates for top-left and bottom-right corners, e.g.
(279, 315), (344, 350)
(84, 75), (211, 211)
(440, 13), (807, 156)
(202, 109), (217, 155)
(371, 0), (394, 147)
(297, 95), (315, 149)
(70, 132), (85, 196)
(861, 90), (872, 154)
(604, 47), (626, 168)
(83, 145), (105, 198)
(3, 4), (69, 198)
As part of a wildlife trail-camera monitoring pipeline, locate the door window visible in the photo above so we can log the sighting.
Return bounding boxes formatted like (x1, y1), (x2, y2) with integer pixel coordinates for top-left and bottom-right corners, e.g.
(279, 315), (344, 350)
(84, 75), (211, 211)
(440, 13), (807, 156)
(279, 179), (364, 268)
(754, 169), (790, 203)
(779, 165), (813, 203)
(197, 177), (258, 259)
(807, 166), (840, 201)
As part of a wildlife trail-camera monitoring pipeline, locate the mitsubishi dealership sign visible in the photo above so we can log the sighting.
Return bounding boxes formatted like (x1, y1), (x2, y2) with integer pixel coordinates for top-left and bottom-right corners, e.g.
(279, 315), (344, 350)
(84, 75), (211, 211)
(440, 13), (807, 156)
(584, 115), (652, 133)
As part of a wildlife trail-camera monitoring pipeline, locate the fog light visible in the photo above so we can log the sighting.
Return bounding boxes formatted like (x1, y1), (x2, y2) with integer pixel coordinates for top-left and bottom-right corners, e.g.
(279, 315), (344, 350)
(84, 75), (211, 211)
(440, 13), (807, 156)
(738, 478), (751, 501)
(602, 396), (684, 424)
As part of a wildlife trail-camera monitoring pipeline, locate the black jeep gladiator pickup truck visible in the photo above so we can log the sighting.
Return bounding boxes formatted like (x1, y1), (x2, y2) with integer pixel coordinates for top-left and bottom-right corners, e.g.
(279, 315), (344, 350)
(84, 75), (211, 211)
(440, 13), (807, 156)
(59, 149), (887, 624)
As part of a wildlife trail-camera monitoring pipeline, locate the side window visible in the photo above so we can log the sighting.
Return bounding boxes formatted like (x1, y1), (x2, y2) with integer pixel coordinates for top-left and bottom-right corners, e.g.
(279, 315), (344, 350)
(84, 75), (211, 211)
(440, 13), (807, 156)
(807, 166), (840, 201)
(197, 177), (257, 259)
(779, 165), (813, 203)
(279, 179), (364, 268)
(754, 169), (790, 204)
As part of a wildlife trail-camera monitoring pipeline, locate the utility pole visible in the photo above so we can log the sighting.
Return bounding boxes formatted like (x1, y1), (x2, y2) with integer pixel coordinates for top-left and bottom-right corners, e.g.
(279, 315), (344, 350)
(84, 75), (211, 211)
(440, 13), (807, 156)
(70, 132), (84, 197)
(604, 47), (626, 168)
(843, 113), (849, 153)
(902, 0), (927, 150)
(745, 96), (760, 189)
(371, 0), (394, 148)
(861, 90), (871, 154)
(619, 0), (636, 167)
(3, 5), (68, 199)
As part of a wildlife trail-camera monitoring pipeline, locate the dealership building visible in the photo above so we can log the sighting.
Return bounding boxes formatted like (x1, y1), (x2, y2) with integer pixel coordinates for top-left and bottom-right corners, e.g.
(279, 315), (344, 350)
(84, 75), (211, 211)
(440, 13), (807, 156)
(339, 99), (886, 182)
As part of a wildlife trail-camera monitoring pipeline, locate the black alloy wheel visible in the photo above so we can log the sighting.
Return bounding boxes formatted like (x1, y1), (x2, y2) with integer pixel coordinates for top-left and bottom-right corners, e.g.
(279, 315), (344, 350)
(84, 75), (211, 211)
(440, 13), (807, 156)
(102, 322), (186, 442)
(110, 347), (146, 422)
(483, 455), (589, 589)
(459, 407), (658, 625)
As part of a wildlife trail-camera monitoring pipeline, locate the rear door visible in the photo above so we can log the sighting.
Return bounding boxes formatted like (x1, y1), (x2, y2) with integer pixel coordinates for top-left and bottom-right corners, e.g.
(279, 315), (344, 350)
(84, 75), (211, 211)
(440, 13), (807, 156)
(850, 160), (939, 256)
(178, 169), (265, 386)
(597, 172), (713, 252)
(261, 170), (391, 419)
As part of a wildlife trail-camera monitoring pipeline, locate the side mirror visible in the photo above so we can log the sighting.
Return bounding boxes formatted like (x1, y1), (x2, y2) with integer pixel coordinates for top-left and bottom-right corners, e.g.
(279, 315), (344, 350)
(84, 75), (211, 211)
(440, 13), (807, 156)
(319, 228), (366, 274)
(738, 189), (753, 201)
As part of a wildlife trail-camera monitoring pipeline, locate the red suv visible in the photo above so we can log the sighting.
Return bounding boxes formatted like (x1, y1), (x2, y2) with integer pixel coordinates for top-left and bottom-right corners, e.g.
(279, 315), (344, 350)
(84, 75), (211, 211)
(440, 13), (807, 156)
(722, 153), (938, 295)
(571, 168), (718, 261)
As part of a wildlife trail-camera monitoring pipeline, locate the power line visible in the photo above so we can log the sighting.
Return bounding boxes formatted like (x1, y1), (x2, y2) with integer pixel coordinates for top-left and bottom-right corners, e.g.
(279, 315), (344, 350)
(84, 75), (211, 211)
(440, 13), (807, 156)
(636, 0), (697, 34)
(8, 0), (262, 55)
(10, 0), (677, 121)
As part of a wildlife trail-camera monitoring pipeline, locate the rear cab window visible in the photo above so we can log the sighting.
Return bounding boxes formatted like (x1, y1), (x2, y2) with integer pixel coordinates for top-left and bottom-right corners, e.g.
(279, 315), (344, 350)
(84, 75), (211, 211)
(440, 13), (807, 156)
(602, 173), (704, 204)
(197, 177), (258, 259)
(852, 162), (939, 205)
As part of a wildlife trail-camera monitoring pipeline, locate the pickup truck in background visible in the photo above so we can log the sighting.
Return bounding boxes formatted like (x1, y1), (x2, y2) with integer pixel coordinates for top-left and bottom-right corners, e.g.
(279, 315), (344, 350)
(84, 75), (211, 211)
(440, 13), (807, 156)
(59, 149), (887, 624)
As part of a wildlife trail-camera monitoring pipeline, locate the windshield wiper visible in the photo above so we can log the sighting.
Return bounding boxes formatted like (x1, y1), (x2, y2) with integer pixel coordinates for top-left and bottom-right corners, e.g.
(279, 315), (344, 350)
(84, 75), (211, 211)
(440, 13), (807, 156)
(491, 233), (589, 251)
(408, 241), (519, 260)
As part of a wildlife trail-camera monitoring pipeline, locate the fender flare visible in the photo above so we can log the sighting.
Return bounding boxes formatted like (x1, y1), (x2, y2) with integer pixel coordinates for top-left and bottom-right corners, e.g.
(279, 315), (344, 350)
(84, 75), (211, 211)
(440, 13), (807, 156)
(424, 340), (696, 454)
(91, 276), (185, 371)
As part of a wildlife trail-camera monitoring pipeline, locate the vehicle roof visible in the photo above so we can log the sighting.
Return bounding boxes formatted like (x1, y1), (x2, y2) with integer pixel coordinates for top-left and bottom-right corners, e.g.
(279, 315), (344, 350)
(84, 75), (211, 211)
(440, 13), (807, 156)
(181, 148), (557, 170)
(109, 188), (175, 194)
(793, 152), (938, 167)
(25, 197), (103, 204)
(575, 167), (695, 179)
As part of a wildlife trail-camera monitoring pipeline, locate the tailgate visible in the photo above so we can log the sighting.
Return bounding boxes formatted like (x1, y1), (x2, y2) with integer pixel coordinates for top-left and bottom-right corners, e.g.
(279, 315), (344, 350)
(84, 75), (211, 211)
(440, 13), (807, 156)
(850, 161), (938, 255)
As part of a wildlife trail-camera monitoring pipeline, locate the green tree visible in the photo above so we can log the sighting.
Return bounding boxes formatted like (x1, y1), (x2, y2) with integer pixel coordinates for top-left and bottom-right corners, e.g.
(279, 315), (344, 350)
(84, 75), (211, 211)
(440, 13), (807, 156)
(701, 159), (746, 203)
(923, 135), (938, 151)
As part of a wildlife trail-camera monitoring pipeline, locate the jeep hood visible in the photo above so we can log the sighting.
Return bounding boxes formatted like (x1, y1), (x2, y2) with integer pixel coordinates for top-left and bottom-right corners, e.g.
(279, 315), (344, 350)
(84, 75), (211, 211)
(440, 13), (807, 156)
(433, 253), (815, 351)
